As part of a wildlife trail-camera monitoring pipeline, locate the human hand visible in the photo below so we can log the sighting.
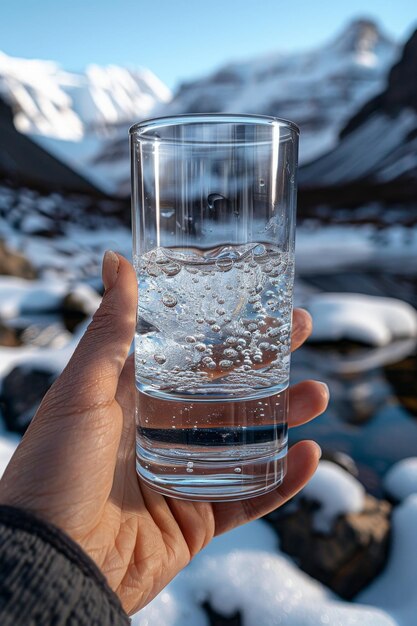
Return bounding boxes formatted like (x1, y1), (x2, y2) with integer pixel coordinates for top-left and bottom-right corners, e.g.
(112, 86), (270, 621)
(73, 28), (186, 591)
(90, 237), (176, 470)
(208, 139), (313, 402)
(0, 251), (328, 615)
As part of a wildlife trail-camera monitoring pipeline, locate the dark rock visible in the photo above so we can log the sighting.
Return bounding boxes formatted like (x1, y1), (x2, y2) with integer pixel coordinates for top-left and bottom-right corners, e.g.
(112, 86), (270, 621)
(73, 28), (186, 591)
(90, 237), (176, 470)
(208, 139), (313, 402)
(384, 349), (417, 417)
(0, 366), (56, 434)
(321, 450), (359, 477)
(0, 239), (37, 278)
(0, 322), (21, 347)
(61, 287), (99, 332)
(202, 601), (242, 626)
(265, 494), (391, 599)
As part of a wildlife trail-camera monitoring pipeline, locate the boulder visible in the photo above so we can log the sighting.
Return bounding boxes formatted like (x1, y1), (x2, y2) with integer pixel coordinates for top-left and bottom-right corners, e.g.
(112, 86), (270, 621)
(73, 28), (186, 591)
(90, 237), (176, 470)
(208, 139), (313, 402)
(0, 366), (56, 434)
(61, 284), (100, 331)
(0, 322), (21, 347)
(266, 494), (391, 599)
(0, 239), (37, 279)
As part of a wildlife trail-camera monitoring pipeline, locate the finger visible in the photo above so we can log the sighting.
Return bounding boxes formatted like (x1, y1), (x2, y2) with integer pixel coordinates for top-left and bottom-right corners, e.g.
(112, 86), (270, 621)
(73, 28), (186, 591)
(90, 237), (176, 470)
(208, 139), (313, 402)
(288, 380), (329, 428)
(51, 252), (137, 410)
(213, 440), (321, 536)
(291, 308), (313, 352)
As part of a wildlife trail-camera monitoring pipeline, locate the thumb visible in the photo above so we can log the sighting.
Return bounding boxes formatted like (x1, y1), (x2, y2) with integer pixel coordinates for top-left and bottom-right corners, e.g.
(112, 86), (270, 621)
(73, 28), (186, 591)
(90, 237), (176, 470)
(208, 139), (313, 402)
(53, 251), (137, 409)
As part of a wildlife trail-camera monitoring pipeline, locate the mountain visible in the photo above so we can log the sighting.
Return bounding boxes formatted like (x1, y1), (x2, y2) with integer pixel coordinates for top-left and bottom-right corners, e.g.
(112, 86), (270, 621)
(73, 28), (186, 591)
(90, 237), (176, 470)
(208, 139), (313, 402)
(98, 18), (398, 196)
(0, 95), (101, 194)
(0, 51), (171, 193)
(299, 27), (417, 203)
(155, 18), (398, 164)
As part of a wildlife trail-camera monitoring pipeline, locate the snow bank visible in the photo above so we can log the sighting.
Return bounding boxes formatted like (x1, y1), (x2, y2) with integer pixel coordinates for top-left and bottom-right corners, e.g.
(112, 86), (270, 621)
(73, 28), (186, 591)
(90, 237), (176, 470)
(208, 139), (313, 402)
(300, 460), (365, 532)
(359, 495), (417, 626)
(0, 276), (67, 318)
(133, 520), (395, 626)
(384, 458), (417, 502)
(306, 293), (417, 346)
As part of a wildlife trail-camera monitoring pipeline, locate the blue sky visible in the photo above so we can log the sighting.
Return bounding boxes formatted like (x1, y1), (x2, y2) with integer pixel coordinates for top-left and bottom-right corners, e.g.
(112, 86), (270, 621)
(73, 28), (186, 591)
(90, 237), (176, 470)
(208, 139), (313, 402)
(1, 0), (416, 89)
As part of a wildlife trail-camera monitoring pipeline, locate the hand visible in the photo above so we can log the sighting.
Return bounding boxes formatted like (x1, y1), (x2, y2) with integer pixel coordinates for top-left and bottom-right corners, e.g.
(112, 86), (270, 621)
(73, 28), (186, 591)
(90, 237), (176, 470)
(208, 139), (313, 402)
(0, 251), (328, 615)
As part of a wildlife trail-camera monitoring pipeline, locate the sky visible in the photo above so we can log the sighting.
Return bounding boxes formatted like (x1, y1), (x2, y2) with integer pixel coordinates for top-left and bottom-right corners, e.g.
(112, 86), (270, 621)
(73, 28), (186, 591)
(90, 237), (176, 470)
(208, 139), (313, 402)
(1, 0), (416, 90)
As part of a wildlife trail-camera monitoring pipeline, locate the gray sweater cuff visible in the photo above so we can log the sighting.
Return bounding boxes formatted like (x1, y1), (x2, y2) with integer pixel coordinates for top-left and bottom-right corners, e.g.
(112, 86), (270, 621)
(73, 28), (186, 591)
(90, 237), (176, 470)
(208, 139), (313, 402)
(0, 505), (130, 625)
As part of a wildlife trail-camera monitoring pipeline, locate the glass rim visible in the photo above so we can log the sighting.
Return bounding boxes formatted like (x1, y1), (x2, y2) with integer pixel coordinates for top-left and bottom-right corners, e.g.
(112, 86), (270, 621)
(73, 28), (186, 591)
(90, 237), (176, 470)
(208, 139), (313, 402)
(129, 113), (300, 141)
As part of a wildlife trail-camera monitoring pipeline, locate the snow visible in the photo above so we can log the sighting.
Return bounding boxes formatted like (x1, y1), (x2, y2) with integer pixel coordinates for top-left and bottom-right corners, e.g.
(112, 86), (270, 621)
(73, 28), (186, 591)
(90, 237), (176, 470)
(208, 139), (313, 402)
(0, 277), (68, 318)
(0, 437), (18, 476)
(0, 50), (171, 140)
(306, 293), (417, 346)
(384, 458), (417, 502)
(299, 460), (365, 532)
(0, 276), (100, 319)
(132, 466), (417, 626)
(358, 495), (417, 626)
(133, 519), (395, 626)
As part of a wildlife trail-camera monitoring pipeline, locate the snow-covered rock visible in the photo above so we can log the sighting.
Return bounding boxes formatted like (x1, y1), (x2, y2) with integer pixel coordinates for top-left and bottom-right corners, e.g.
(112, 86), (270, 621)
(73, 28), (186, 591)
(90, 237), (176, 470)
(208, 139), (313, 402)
(301, 460), (365, 532)
(306, 293), (417, 346)
(384, 458), (417, 502)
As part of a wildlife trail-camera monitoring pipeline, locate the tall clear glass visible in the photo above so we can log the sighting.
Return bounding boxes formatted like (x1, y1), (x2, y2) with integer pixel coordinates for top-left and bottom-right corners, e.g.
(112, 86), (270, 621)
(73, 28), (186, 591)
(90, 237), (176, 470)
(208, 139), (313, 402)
(130, 114), (298, 501)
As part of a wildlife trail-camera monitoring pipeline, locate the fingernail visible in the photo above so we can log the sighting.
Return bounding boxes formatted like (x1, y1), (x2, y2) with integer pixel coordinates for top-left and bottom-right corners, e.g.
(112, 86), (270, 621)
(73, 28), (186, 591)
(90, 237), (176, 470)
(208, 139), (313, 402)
(102, 250), (120, 291)
(314, 442), (322, 459)
(317, 381), (329, 398)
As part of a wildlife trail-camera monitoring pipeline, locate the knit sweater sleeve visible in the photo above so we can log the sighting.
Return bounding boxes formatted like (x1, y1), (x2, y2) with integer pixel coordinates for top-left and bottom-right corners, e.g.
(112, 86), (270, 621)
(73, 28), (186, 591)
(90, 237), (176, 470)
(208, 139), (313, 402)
(0, 505), (130, 626)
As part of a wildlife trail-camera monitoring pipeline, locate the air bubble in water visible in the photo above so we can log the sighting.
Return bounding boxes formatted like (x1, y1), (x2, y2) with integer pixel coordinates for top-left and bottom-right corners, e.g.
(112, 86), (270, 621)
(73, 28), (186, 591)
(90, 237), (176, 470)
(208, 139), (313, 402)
(160, 208), (175, 218)
(219, 359), (233, 369)
(268, 327), (280, 337)
(253, 244), (267, 257)
(185, 335), (196, 343)
(205, 317), (216, 325)
(216, 308), (226, 316)
(207, 193), (226, 209)
(224, 348), (238, 358)
(162, 293), (177, 307)
(154, 354), (166, 364)
(146, 264), (161, 277)
(234, 467), (242, 473)
(259, 342), (270, 350)
(162, 262), (181, 277)
(195, 343), (206, 352)
(216, 258), (233, 272)
(212, 324), (221, 333)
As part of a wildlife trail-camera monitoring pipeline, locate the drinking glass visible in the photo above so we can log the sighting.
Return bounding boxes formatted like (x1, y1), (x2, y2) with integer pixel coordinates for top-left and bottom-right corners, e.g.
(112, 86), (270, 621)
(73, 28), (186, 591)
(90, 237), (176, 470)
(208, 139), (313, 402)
(130, 114), (298, 501)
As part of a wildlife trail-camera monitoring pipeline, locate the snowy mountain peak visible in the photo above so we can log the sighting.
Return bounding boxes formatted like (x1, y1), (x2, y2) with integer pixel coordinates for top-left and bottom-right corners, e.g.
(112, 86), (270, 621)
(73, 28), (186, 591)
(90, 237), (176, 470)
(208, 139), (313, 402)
(0, 51), (171, 140)
(327, 18), (393, 55)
